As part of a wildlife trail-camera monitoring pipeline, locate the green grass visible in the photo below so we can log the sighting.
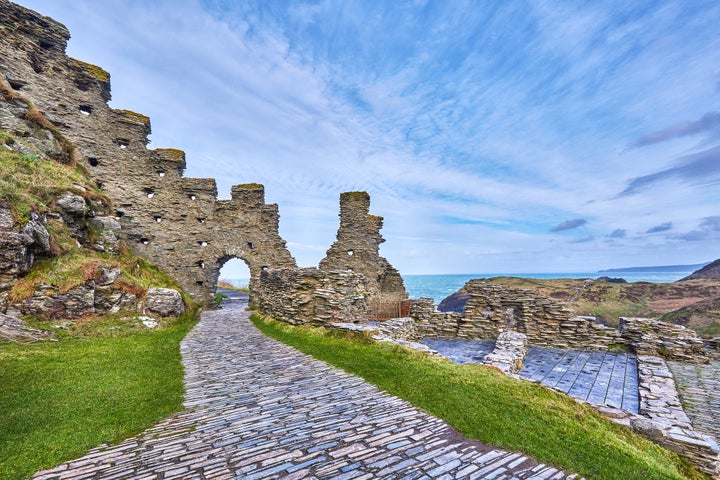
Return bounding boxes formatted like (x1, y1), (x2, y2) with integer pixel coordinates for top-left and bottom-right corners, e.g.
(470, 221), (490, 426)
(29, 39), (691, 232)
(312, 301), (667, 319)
(252, 315), (706, 480)
(0, 315), (197, 480)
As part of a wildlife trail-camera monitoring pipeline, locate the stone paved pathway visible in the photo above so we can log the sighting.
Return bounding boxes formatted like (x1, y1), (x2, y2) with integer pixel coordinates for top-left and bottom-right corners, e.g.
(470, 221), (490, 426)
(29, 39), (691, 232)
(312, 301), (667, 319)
(33, 297), (576, 480)
(668, 360), (720, 441)
(424, 340), (639, 414)
(519, 348), (639, 414)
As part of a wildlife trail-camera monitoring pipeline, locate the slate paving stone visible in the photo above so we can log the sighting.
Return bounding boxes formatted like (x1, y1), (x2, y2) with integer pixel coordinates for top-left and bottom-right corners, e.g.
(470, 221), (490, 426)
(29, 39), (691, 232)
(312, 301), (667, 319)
(668, 360), (720, 441)
(424, 338), (640, 415)
(31, 297), (575, 479)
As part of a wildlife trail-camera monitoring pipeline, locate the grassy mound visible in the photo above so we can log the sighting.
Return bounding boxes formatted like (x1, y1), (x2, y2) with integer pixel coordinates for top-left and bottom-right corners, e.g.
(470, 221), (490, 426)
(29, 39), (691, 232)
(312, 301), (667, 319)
(252, 315), (707, 480)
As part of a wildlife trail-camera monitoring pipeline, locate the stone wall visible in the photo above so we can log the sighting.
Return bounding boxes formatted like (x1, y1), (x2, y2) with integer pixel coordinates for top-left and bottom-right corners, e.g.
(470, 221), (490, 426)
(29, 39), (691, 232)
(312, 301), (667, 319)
(411, 281), (709, 363)
(253, 267), (368, 326)
(0, 1), (296, 306)
(319, 192), (408, 305)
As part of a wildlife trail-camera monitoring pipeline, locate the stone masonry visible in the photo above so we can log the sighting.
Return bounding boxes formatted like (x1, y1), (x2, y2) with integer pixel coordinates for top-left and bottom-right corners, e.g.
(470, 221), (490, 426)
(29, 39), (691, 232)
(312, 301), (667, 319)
(411, 281), (709, 363)
(0, 1), (296, 305)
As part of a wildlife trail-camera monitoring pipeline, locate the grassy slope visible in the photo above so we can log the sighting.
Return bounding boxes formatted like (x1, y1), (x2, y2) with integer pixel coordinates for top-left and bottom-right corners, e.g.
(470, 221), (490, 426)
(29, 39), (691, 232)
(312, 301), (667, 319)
(1, 129), (199, 478)
(252, 316), (706, 480)
(0, 315), (196, 480)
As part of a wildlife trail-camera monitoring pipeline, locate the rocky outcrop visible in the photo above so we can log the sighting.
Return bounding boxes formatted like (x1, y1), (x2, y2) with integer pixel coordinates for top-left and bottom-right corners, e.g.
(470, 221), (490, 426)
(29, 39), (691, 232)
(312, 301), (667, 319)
(680, 258), (720, 281)
(144, 288), (185, 317)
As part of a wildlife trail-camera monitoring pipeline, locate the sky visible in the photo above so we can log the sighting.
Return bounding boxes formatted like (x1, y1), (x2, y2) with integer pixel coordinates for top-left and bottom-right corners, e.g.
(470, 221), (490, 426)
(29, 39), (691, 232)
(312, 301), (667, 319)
(16, 0), (720, 277)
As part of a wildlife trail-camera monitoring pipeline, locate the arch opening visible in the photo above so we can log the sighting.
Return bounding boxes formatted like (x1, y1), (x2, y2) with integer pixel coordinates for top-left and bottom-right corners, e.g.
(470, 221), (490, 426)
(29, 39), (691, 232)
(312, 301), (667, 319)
(218, 257), (251, 291)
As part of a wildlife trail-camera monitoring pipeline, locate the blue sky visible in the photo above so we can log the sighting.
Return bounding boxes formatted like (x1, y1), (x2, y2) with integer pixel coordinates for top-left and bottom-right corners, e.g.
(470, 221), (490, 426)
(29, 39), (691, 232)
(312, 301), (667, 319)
(18, 0), (720, 277)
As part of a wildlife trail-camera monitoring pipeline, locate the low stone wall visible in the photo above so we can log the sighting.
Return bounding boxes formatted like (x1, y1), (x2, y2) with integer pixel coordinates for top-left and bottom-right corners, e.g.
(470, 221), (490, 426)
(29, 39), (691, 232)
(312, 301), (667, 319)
(620, 317), (708, 363)
(254, 267), (368, 326)
(410, 297), (709, 363)
(633, 356), (719, 478)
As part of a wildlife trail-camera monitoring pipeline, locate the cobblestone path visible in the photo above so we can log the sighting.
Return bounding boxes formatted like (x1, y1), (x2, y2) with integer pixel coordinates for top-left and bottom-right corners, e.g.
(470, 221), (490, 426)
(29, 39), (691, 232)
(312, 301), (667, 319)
(519, 347), (639, 414)
(33, 298), (577, 480)
(668, 360), (720, 441)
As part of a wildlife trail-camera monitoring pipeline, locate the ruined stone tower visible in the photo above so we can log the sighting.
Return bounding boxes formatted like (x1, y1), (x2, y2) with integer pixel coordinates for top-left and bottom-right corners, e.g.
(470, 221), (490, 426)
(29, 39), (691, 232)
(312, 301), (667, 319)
(0, 1), (407, 310)
(0, 0), (296, 305)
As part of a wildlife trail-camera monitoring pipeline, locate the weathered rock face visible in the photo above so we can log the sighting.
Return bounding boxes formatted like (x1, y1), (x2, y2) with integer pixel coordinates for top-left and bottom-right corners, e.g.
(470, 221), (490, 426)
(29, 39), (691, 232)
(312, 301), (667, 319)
(0, 205), (50, 304)
(1, 1), (296, 306)
(144, 288), (185, 317)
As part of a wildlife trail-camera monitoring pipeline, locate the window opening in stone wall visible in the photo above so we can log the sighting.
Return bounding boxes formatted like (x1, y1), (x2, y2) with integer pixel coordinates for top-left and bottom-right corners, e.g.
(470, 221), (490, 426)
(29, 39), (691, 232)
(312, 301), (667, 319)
(88, 157), (99, 167)
(140, 238), (149, 245)
(144, 188), (154, 198)
(79, 105), (92, 115)
(262, 266), (269, 271)
(115, 210), (124, 217)
(197, 261), (205, 269)
(8, 79), (25, 90)
(189, 194), (197, 201)
(197, 217), (205, 223)
(117, 139), (129, 149)
(39, 40), (54, 50)
(95, 181), (103, 190)
(199, 241), (207, 247)
(154, 216), (162, 222)
(157, 170), (165, 177)
(247, 242), (254, 250)
(196, 281), (203, 286)
(347, 250), (354, 256)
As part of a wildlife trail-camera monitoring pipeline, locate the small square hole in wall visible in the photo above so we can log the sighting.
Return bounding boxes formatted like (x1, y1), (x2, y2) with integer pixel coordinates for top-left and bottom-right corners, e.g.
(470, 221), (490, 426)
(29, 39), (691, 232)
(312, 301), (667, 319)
(189, 194), (197, 201)
(199, 241), (208, 247)
(347, 250), (354, 256)
(88, 157), (99, 167)
(140, 238), (149, 245)
(247, 242), (254, 250)
(196, 281), (204, 286)
(157, 170), (165, 177)
(144, 188), (154, 198)
(117, 139), (129, 149)
(197, 217), (206, 223)
(197, 261), (205, 268)
(79, 105), (92, 115)
(154, 216), (162, 223)
(261, 266), (269, 271)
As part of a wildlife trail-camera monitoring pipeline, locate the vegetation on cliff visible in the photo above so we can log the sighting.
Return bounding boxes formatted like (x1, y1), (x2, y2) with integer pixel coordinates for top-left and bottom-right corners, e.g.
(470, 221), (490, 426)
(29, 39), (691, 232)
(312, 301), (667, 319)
(252, 315), (706, 480)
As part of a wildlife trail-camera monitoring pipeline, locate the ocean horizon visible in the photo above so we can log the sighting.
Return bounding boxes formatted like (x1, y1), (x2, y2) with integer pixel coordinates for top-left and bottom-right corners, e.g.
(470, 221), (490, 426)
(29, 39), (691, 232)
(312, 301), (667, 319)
(224, 270), (695, 305)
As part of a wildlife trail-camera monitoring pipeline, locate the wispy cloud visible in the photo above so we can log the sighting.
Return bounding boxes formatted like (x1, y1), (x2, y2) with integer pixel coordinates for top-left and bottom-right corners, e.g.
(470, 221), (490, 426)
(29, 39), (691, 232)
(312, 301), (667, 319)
(620, 145), (720, 196)
(551, 219), (587, 232)
(674, 216), (720, 241)
(630, 112), (720, 148)
(645, 222), (673, 234)
(15, 0), (720, 274)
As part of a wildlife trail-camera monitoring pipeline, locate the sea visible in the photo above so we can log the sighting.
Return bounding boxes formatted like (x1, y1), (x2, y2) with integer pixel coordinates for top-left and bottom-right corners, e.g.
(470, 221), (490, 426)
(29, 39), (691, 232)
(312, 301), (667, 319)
(225, 269), (696, 306)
